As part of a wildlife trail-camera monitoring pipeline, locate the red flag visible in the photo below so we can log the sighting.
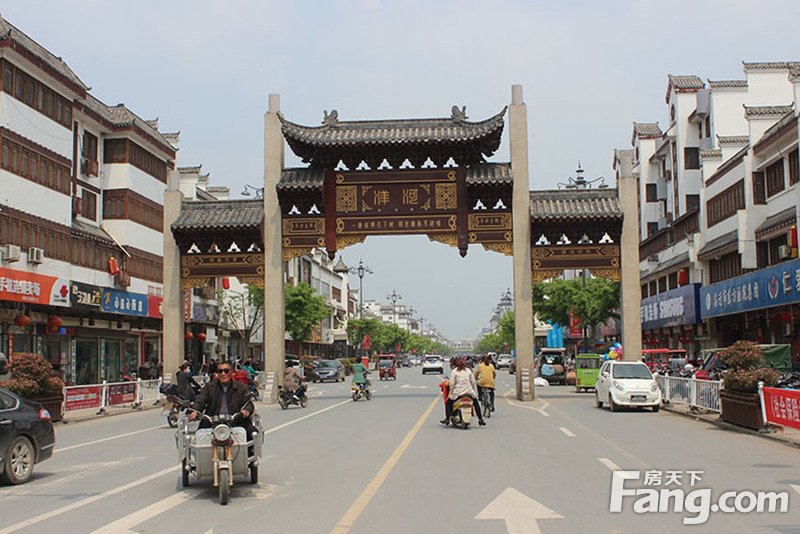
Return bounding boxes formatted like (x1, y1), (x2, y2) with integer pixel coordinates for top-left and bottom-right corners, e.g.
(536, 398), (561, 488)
(363, 333), (370, 349)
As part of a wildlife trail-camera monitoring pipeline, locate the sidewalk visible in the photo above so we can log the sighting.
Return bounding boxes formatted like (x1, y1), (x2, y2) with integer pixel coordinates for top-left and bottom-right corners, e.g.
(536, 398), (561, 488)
(662, 402), (800, 450)
(60, 399), (165, 424)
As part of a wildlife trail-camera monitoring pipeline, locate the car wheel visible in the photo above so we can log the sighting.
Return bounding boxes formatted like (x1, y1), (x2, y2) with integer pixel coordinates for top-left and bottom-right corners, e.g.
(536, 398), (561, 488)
(652, 405), (660, 413)
(3, 436), (35, 485)
(595, 392), (603, 408)
(609, 394), (618, 412)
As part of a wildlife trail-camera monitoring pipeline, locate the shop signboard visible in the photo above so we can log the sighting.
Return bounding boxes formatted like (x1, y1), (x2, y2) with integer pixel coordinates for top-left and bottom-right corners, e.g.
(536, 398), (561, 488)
(107, 382), (136, 406)
(641, 283), (701, 329)
(64, 385), (103, 411)
(101, 289), (148, 316)
(71, 281), (102, 310)
(0, 266), (70, 307)
(700, 258), (800, 318)
(147, 295), (163, 318)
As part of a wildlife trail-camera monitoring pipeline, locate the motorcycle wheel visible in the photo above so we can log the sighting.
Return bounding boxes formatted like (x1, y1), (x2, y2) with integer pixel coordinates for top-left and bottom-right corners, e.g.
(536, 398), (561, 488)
(279, 398), (288, 410)
(167, 412), (178, 428)
(250, 464), (258, 484)
(181, 458), (190, 487)
(366, 389), (371, 400)
(252, 389), (260, 401)
(352, 393), (358, 402)
(300, 395), (308, 408)
(219, 470), (230, 505)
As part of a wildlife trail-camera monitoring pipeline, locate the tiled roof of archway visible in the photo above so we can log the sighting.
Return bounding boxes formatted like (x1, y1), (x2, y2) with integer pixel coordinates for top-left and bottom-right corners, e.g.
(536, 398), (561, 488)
(529, 189), (622, 221)
(171, 199), (263, 232)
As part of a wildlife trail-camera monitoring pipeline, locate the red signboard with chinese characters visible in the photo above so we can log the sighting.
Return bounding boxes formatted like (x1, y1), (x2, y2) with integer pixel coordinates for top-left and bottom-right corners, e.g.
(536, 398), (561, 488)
(148, 295), (163, 318)
(64, 386), (103, 411)
(107, 382), (137, 406)
(569, 310), (582, 338)
(763, 387), (800, 430)
(0, 266), (70, 307)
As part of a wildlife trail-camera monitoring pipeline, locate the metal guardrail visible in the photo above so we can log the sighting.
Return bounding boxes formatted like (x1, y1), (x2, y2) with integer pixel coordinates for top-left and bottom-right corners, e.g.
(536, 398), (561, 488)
(655, 375), (722, 413)
(63, 378), (163, 415)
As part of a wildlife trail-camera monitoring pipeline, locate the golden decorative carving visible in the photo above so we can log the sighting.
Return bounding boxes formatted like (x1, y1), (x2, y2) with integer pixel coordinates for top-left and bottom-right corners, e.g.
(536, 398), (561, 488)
(238, 276), (264, 288)
(468, 213), (512, 231)
(436, 183), (457, 210)
(530, 247), (553, 258)
(336, 173), (345, 183)
(447, 170), (456, 181)
(482, 242), (513, 256)
(337, 235), (367, 249)
(448, 215), (457, 230)
(282, 247), (312, 261)
(336, 185), (358, 212)
(420, 184), (431, 210)
(589, 268), (621, 281)
(283, 237), (291, 247)
(361, 185), (373, 211)
(336, 218), (345, 233)
(532, 269), (564, 283)
(504, 231), (512, 241)
(181, 277), (211, 290)
(428, 233), (458, 247)
(317, 237), (326, 247)
(469, 232), (477, 243)
(283, 218), (324, 235)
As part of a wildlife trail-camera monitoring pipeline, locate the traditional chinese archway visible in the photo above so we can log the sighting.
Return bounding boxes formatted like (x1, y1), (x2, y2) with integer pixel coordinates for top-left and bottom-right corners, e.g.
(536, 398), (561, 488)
(162, 86), (642, 402)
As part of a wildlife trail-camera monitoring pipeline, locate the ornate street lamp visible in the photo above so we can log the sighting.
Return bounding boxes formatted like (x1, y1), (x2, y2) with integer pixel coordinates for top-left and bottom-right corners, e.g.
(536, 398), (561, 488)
(334, 258), (373, 319)
(558, 162), (607, 190)
(241, 184), (264, 198)
(387, 290), (402, 325)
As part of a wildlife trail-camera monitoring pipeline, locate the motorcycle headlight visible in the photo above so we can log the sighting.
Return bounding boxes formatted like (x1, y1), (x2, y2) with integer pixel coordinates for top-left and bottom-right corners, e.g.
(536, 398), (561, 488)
(213, 424), (232, 442)
(613, 380), (625, 392)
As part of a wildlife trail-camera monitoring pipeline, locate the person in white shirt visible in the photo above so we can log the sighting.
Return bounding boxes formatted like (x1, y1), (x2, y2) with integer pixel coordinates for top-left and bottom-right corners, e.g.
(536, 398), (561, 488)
(442, 357), (485, 426)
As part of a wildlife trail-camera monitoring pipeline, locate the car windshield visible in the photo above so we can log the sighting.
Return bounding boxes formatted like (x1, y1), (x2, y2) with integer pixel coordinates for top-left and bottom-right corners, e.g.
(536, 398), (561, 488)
(317, 360), (336, 368)
(612, 364), (652, 379)
(425, 358), (439, 363)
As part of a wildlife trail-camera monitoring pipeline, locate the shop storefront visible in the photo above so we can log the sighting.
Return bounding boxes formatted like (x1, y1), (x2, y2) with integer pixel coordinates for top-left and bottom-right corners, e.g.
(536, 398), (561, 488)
(700, 258), (800, 367)
(641, 283), (703, 358)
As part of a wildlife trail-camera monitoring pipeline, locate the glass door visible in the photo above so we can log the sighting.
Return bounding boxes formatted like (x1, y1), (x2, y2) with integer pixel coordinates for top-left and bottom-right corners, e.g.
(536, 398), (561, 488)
(102, 338), (123, 382)
(75, 338), (99, 385)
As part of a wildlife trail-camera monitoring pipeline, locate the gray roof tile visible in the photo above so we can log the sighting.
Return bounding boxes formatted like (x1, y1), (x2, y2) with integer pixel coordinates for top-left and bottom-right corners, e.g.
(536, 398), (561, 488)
(171, 199), (263, 232)
(743, 61), (800, 72)
(744, 105), (794, 118)
(632, 122), (662, 142)
(716, 135), (749, 145)
(529, 189), (622, 221)
(668, 75), (704, 91)
(697, 230), (738, 260)
(754, 207), (796, 239)
(708, 80), (748, 90)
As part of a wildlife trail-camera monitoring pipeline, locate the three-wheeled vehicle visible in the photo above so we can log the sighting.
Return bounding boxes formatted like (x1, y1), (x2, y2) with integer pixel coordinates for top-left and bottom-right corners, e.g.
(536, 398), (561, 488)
(575, 353), (603, 392)
(176, 410), (264, 504)
(378, 354), (397, 380)
(641, 348), (687, 371)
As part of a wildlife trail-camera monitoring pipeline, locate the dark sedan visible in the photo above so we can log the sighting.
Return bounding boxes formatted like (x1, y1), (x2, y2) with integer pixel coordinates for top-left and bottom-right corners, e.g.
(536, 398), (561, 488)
(0, 386), (55, 484)
(313, 360), (346, 382)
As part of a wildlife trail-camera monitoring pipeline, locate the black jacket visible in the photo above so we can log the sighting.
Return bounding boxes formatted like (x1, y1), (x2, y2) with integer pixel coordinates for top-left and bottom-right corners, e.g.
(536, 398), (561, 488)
(191, 379), (254, 417)
(176, 370), (199, 400)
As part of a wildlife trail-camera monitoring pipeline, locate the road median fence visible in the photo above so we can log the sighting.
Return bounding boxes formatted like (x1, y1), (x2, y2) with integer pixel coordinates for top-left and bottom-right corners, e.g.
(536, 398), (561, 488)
(655, 375), (722, 413)
(62, 378), (163, 418)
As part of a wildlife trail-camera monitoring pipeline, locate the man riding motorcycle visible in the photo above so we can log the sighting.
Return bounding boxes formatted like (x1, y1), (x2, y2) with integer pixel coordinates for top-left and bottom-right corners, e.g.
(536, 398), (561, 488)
(189, 361), (255, 440)
(283, 360), (304, 399)
(474, 354), (496, 412)
(351, 358), (370, 394)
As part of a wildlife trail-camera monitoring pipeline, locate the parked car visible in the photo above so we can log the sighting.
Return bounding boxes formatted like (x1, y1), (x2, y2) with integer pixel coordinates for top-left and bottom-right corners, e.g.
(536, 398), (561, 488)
(508, 357), (516, 374)
(0, 386), (55, 484)
(595, 360), (662, 412)
(536, 348), (568, 385)
(0, 352), (7, 375)
(497, 354), (513, 369)
(313, 359), (346, 382)
(422, 356), (444, 374)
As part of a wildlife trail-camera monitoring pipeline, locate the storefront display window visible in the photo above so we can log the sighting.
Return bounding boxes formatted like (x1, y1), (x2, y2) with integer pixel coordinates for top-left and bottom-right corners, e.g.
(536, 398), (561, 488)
(125, 336), (139, 377)
(102, 338), (123, 383)
(75, 338), (98, 385)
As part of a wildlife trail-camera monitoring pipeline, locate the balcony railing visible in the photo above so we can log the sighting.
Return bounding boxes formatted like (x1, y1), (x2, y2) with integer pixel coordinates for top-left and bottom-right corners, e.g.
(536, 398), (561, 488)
(639, 209), (699, 260)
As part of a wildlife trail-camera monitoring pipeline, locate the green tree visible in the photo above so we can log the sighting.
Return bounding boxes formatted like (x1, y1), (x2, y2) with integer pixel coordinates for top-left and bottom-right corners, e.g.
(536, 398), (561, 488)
(347, 318), (383, 353)
(219, 284), (264, 348)
(474, 332), (503, 354)
(284, 282), (332, 352)
(498, 311), (515, 350)
(375, 323), (408, 353)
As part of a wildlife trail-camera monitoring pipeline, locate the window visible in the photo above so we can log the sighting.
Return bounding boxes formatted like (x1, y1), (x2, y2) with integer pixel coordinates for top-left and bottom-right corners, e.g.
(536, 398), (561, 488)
(707, 180), (745, 227)
(668, 271), (678, 290)
(82, 190), (97, 221)
(646, 184), (658, 202)
(789, 149), (799, 186)
(647, 222), (659, 237)
(704, 117), (711, 139)
(765, 160), (785, 197)
(709, 252), (743, 283)
(0, 128), (70, 194)
(0, 60), (71, 128)
(82, 131), (98, 160)
(753, 171), (766, 204)
(684, 147), (700, 170)
(685, 194), (699, 212)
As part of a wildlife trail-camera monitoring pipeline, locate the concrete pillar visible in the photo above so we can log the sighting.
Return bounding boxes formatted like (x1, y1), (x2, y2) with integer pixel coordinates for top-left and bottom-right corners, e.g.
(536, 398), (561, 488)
(617, 152), (643, 360)
(263, 94), (285, 403)
(162, 171), (185, 380)
(509, 85), (535, 400)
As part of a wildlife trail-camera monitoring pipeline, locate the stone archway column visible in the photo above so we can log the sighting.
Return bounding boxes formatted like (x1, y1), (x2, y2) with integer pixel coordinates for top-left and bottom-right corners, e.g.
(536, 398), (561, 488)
(510, 85), (535, 401)
(263, 94), (286, 403)
(162, 171), (185, 381)
(617, 152), (643, 360)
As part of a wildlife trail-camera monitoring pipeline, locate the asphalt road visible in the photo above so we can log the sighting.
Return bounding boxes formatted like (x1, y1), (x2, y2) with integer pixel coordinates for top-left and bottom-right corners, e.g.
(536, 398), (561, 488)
(1, 366), (799, 533)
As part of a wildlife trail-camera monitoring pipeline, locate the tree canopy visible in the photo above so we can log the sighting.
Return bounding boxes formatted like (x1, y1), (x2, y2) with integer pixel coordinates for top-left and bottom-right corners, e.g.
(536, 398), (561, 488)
(284, 282), (332, 345)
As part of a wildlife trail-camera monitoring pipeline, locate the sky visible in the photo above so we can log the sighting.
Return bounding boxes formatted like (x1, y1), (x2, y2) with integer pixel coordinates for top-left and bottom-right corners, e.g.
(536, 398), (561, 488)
(3, 0), (800, 340)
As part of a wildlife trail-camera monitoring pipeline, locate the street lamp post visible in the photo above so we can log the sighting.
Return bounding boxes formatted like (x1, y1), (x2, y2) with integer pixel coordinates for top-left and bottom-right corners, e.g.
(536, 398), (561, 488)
(387, 290), (402, 325)
(334, 258), (373, 319)
(241, 184), (264, 198)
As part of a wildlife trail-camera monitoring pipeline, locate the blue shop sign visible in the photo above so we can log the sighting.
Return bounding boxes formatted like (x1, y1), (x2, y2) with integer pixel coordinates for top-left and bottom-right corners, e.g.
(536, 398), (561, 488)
(101, 288), (148, 316)
(641, 283), (700, 329)
(700, 258), (800, 318)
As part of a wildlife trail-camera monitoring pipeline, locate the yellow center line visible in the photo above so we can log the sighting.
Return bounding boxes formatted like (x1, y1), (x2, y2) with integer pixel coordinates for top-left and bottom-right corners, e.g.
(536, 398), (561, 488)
(330, 397), (439, 534)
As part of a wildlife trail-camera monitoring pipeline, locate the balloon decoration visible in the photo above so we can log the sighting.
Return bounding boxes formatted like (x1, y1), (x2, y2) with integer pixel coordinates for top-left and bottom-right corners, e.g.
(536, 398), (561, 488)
(604, 342), (623, 361)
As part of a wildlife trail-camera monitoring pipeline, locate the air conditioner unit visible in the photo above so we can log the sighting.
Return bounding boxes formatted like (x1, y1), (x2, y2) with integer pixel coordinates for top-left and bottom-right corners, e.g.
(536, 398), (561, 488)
(778, 244), (792, 260)
(1, 244), (21, 262)
(647, 254), (659, 263)
(657, 217), (668, 230)
(81, 157), (99, 177)
(28, 247), (44, 264)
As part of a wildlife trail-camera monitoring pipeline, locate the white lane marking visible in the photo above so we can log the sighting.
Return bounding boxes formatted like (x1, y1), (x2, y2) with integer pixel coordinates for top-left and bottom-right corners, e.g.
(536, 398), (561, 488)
(558, 427), (575, 438)
(792, 484), (800, 496)
(400, 384), (428, 389)
(0, 466), (177, 534)
(475, 487), (563, 534)
(264, 399), (351, 435)
(506, 398), (550, 417)
(89, 492), (191, 533)
(598, 458), (622, 471)
(56, 426), (162, 453)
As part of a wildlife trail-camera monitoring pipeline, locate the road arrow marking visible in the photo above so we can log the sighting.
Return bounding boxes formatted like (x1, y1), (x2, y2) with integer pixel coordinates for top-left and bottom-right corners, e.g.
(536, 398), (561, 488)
(475, 487), (563, 534)
(400, 384), (428, 389)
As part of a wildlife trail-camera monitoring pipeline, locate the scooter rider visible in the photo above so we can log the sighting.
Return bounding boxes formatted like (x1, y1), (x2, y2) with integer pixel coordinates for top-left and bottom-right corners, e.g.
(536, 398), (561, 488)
(444, 357), (485, 426)
(351, 357), (370, 393)
(474, 354), (496, 412)
(283, 360), (303, 399)
(189, 361), (255, 439)
(177, 362), (200, 402)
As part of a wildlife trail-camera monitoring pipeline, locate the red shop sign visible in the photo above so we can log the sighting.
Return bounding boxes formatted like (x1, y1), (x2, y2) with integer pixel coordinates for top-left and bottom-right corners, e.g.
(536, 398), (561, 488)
(762, 387), (800, 430)
(65, 386), (103, 411)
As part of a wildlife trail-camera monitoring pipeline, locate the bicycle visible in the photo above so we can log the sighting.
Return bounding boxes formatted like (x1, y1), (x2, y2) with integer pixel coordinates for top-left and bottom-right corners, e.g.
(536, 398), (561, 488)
(479, 387), (494, 419)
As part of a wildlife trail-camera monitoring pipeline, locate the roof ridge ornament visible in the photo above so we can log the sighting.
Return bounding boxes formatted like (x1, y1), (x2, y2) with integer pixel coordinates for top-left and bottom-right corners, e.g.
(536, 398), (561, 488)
(451, 105), (468, 123)
(322, 109), (339, 127)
